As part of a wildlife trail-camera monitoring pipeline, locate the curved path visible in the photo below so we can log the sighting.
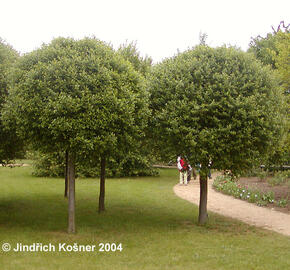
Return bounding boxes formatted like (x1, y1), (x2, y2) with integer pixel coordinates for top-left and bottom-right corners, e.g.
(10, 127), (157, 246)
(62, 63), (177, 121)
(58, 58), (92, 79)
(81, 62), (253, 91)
(174, 173), (290, 237)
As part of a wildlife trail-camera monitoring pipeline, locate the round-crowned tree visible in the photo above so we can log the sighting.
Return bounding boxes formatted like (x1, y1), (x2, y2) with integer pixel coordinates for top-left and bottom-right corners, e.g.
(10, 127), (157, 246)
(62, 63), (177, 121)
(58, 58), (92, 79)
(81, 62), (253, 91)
(149, 45), (285, 224)
(0, 38), (23, 164)
(26, 41), (155, 180)
(3, 37), (150, 233)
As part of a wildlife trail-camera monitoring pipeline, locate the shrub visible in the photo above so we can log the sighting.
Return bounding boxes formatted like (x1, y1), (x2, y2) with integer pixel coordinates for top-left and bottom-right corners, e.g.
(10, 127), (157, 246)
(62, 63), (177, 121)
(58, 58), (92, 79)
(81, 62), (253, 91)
(267, 171), (290, 186)
(31, 151), (158, 178)
(241, 167), (271, 178)
(276, 198), (288, 208)
(257, 170), (268, 181)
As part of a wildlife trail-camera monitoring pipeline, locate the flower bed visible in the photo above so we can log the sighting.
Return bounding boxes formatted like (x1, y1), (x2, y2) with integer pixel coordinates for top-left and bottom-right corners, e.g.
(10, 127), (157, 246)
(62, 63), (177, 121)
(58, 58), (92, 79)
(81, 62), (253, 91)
(213, 175), (275, 207)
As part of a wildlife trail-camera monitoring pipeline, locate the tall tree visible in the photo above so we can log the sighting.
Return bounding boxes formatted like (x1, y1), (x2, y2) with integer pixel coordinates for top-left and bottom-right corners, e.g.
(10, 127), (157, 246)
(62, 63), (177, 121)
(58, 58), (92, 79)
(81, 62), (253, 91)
(149, 45), (285, 224)
(248, 21), (289, 69)
(117, 41), (157, 174)
(0, 38), (23, 165)
(2, 37), (149, 232)
(248, 22), (290, 166)
(274, 31), (290, 90)
(273, 31), (290, 166)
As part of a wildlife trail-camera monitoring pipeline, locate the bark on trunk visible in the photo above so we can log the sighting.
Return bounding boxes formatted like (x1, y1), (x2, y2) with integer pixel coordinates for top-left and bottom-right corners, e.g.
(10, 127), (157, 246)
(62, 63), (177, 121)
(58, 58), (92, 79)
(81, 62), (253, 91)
(64, 151), (68, 198)
(67, 152), (76, 233)
(198, 172), (208, 225)
(98, 156), (106, 213)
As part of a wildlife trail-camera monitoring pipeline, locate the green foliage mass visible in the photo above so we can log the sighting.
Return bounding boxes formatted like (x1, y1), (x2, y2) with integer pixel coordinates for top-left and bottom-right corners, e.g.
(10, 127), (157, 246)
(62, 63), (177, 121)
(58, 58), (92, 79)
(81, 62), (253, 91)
(273, 32), (290, 166)
(31, 150), (158, 178)
(0, 38), (24, 164)
(2, 38), (150, 166)
(0, 39), (18, 103)
(248, 32), (279, 68)
(249, 28), (290, 166)
(273, 31), (290, 89)
(248, 24), (289, 75)
(118, 41), (153, 77)
(149, 46), (285, 175)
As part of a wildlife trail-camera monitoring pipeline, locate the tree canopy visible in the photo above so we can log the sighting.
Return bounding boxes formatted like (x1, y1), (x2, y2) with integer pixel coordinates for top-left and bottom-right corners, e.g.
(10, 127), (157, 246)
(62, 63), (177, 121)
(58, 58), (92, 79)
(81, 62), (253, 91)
(273, 31), (290, 90)
(248, 23), (290, 166)
(248, 21), (289, 70)
(0, 38), (23, 164)
(149, 45), (285, 224)
(149, 45), (285, 175)
(3, 37), (149, 158)
(2, 37), (150, 232)
(118, 41), (152, 77)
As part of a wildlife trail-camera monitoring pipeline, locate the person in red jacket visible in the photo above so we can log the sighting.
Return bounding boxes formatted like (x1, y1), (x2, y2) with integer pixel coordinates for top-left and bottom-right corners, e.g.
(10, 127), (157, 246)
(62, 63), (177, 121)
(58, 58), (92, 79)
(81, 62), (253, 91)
(177, 156), (188, 185)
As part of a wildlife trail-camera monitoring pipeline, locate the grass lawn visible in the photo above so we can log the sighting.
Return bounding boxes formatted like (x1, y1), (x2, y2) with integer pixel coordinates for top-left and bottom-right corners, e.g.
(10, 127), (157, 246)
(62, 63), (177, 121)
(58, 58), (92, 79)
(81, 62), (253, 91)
(0, 166), (289, 270)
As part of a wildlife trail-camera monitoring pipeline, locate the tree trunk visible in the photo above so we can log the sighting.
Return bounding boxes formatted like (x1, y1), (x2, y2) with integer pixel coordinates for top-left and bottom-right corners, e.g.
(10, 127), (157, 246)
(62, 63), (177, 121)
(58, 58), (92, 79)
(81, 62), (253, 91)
(198, 171), (208, 225)
(64, 151), (68, 198)
(67, 152), (76, 233)
(98, 156), (106, 213)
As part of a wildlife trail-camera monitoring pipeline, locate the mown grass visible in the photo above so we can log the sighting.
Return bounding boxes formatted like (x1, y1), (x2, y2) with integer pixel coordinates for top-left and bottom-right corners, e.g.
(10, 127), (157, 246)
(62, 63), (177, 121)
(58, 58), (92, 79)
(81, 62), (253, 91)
(0, 166), (289, 270)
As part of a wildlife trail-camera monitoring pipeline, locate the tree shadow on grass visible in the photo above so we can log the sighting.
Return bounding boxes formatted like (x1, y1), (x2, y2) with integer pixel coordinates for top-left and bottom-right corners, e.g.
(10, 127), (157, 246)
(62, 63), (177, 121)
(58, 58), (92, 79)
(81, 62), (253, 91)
(0, 167), (268, 236)
(0, 194), (259, 237)
(0, 194), (198, 233)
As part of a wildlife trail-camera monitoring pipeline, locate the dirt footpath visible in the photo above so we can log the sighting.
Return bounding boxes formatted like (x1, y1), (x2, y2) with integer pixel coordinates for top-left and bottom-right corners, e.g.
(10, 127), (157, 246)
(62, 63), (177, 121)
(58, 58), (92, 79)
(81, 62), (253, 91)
(173, 173), (290, 237)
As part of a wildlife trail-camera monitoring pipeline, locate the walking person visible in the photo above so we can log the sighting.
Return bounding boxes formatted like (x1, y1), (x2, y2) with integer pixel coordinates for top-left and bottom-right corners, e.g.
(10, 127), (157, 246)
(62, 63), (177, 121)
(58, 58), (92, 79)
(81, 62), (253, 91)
(208, 159), (212, 179)
(177, 156), (188, 185)
(192, 165), (197, 180)
(187, 163), (192, 183)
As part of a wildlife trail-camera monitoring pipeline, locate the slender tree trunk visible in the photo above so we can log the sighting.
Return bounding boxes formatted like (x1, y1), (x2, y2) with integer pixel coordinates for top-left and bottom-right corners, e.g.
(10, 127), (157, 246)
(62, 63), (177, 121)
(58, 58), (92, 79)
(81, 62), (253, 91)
(64, 151), (68, 198)
(67, 152), (76, 233)
(198, 171), (208, 225)
(98, 156), (106, 213)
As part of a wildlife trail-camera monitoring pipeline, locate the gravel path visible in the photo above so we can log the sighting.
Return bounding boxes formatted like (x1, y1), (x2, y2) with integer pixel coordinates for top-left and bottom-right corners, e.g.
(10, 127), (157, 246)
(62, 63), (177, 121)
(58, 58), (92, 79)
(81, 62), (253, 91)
(173, 173), (290, 237)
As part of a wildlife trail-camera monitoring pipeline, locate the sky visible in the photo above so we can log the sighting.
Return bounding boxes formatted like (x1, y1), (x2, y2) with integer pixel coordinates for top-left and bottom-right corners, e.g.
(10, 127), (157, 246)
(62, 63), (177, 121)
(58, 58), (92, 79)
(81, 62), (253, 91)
(1, 0), (289, 62)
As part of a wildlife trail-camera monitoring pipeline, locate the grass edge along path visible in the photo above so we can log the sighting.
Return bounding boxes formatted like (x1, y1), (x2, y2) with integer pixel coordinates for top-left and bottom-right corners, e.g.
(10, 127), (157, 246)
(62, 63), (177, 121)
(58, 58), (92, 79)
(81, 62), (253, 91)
(174, 172), (290, 237)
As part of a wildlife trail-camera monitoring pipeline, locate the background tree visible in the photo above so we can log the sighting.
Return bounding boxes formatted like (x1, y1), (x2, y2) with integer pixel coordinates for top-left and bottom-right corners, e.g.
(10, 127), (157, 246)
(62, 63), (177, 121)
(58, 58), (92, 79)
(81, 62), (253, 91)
(149, 45), (285, 224)
(274, 31), (290, 90)
(118, 41), (152, 76)
(0, 38), (23, 165)
(3, 37), (149, 233)
(248, 22), (290, 167)
(272, 31), (290, 166)
(248, 21), (289, 69)
(117, 41), (158, 173)
(29, 149), (158, 178)
(199, 31), (208, 46)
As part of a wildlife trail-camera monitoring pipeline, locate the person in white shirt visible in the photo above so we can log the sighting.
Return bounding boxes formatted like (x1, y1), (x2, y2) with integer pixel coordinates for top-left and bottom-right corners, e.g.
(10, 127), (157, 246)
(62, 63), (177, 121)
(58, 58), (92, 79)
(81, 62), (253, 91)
(177, 156), (188, 185)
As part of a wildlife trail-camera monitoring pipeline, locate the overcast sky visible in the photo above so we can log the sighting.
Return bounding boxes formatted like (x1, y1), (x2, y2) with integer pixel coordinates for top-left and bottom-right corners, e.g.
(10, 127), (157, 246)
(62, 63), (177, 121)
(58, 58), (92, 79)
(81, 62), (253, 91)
(1, 0), (289, 62)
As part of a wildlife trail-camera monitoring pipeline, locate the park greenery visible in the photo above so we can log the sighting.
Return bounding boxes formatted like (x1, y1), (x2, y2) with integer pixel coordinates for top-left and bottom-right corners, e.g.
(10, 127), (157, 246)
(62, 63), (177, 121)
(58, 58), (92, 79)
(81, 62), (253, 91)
(30, 150), (158, 178)
(0, 166), (290, 270)
(0, 22), (289, 234)
(213, 174), (288, 207)
(2, 38), (150, 232)
(248, 21), (290, 166)
(0, 39), (23, 164)
(149, 45), (285, 223)
(27, 41), (156, 179)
